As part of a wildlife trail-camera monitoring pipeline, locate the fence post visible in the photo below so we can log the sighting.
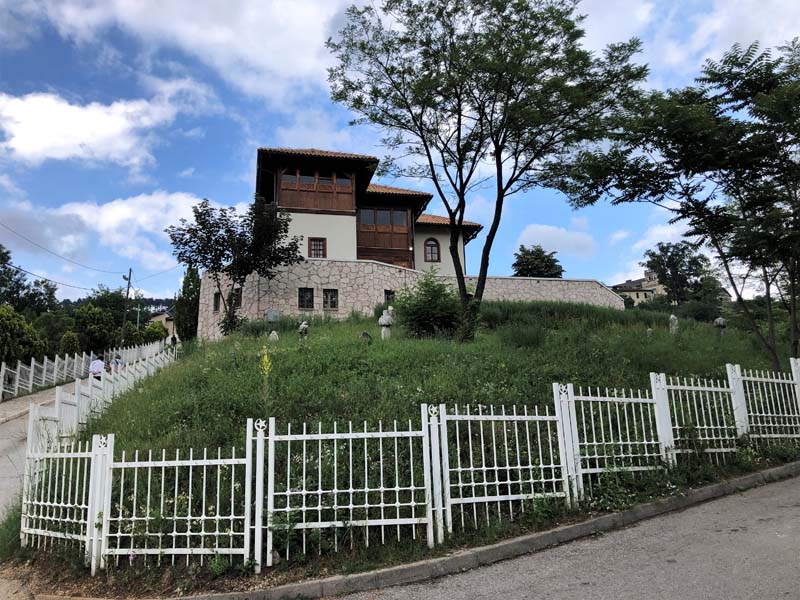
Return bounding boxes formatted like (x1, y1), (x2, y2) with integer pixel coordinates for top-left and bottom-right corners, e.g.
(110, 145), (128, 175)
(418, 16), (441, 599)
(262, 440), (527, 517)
(420, 403), (435, 548)
(438, 403), (453, 535)
(650, 373), (676, 466)
(28, 357), (35, 392)
(726, 364), (750, 436)
(0, 362), (5, 401)
(791, 358), (800, 414)
(97, 433), (115, 573)
(14, 360), (21, 396)
(254, 419), (265, 573)
(86, 433), (111, 575)
(243, 419), (253, 568)
(553, 383), (582, 504)
(427, 405), (444, 545)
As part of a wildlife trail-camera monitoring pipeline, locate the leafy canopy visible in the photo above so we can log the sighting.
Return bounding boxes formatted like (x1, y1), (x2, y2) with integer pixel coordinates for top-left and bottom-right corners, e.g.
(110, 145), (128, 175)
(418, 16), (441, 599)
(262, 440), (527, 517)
(642, 242), (710, 305)
(512, 245), (564, 278)
(174, 266), (201, 341)
(328, 0), (646, 337)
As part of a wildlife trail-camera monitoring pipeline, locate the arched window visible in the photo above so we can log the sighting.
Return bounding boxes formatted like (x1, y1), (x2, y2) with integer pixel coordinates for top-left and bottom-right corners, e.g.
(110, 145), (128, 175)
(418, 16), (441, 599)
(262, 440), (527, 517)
(424, 238), (441, 262)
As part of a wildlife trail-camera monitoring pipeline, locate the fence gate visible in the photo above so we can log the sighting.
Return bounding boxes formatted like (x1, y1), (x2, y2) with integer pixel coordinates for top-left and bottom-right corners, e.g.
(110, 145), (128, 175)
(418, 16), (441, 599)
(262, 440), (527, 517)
(437, 402), (570, 534)
(250, 404), (439, 573)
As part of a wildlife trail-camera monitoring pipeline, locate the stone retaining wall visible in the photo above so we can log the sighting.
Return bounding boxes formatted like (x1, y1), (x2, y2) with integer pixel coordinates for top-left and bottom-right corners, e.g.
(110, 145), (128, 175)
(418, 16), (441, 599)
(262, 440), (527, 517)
(197, 260), (623, 340)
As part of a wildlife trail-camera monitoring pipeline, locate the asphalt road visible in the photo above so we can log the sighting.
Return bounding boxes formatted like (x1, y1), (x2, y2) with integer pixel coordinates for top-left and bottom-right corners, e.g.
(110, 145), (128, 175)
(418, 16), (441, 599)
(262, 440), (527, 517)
(343, 476), (800, 600)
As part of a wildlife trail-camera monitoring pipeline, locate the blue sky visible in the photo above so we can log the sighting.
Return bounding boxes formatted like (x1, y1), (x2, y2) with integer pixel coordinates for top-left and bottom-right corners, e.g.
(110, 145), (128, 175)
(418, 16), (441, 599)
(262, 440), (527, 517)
(1, 0), (798, 300)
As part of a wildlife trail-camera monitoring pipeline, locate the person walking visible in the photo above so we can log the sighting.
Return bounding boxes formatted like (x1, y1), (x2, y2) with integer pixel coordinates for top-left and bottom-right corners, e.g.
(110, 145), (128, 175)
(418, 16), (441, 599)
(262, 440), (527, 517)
(89, 355), (105, 381)
(110, 353), (123, 373)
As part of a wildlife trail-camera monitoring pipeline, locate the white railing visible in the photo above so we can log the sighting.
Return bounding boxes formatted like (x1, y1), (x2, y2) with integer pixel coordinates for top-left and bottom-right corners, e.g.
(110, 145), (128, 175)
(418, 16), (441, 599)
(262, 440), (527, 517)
(19, 357), (800, 575)
(1, 340), (167, 402)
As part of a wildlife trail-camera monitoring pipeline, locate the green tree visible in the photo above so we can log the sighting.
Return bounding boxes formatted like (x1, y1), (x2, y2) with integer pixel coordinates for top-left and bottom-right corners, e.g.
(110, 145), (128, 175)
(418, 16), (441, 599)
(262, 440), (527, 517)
(511, 245), (564, 278)
(59, 331), (82, 355)
(174, 266), (201, 341)
(166, 197), (302, 335)
(394, 270), (461, 338)
(547, 41), (800, 369)
(33, 311), (75, 355)
(74, 302), (115, 353)
(642, 242), (710, 304)
(0, 244), (57, 318)
(0, 305), (46, 364)
(117, 322), (143, 347)
(328, 0), (646, 338)
(142, 321), (169, 343)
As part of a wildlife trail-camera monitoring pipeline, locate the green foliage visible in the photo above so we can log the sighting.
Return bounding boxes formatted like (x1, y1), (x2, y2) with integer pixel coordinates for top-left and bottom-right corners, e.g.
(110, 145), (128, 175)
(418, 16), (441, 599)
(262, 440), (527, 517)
(143, 321), (169, 343)
(0, 243), (58, 319)
(0, 500), (21, 562)
(33, 311), (75, 355)
(118, 321), (143, 347)
(0, 305), (46, 364)
(642, 242), (711, 304)
(327, 0), (647, 326)
(166, 197), (303, 337)
(394, 271), (461, 338)
(74, 302), (116, 353)
(83, 301), (769, 454)
(511, 245), (564, 278)
(174, 266), (201, 341)
(59, 331), (82, 355)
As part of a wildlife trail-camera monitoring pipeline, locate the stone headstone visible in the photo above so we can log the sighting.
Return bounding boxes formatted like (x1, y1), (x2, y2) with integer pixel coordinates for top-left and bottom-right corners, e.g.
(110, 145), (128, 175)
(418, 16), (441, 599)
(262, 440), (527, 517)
(646, 328), (653, 338)
(268, 330), (279, 342)
(266, 309), (281, 322)
(378, 309), (394, 341)
(669, 314), (678, 335)
(714, 316), (727, 336)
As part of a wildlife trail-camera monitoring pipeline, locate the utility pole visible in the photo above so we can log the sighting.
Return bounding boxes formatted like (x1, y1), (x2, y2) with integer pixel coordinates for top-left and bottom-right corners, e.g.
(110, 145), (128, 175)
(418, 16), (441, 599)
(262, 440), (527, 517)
(119, 268), (132, 347)
(134, 300), (142, 329)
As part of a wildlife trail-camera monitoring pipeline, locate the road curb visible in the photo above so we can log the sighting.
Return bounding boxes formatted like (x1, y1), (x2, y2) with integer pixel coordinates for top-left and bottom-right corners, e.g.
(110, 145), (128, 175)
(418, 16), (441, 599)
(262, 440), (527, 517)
(36, 460), (800, 600)
(0, 399), (51, 426)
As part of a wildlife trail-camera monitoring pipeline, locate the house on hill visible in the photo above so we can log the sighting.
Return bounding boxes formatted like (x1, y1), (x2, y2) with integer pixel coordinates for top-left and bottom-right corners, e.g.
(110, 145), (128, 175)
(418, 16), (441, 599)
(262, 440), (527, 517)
(611, 270), (666, 306)
(196, 148), (624, 339)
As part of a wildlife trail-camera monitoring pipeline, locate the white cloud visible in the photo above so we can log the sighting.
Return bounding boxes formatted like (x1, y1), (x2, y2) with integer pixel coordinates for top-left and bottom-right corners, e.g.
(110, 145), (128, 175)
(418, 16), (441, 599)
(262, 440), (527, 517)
(0, 77), (215, 173)
(608, 229), (630, 245)
(631, 223), (686, 252)
(178, 167), (195, 178)
(516, 224), (596, 259)
(7, 0), (352, 103)
(606, 259), (645, 287)
(570, 215), (589, 231)
(0, 174), (24, 197)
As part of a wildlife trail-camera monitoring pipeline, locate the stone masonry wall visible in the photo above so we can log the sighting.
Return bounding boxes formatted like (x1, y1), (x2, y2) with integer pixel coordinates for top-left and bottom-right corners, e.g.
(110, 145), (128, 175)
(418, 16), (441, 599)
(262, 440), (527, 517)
(197, 260), (623, 340)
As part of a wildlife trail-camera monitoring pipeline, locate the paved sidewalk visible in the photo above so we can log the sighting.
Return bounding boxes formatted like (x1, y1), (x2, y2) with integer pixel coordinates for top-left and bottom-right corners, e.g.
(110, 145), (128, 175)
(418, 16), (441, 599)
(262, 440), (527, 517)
(343, 476), (800, 600)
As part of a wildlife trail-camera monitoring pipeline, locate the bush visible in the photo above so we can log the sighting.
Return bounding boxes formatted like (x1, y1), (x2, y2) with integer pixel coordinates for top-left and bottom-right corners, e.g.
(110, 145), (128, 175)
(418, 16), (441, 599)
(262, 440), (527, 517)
(59, 331), (82, 355)
(394, 271), (461, 338)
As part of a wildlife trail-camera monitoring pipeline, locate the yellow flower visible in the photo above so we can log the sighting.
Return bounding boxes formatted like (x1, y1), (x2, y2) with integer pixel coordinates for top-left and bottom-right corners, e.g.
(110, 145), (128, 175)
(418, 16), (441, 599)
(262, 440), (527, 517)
(260, 346), (272, 378)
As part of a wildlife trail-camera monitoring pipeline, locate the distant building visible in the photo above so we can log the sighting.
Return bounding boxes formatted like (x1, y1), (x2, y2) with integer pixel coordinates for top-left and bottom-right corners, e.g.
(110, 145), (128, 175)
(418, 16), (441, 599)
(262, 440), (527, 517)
(611, 270), (666, 306)
(148, 310), (176, 339)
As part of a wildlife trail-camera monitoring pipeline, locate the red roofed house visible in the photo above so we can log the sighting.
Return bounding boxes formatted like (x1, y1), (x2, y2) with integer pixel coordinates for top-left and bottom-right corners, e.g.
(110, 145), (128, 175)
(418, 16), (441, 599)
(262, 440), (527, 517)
(197, 148), (622, 339)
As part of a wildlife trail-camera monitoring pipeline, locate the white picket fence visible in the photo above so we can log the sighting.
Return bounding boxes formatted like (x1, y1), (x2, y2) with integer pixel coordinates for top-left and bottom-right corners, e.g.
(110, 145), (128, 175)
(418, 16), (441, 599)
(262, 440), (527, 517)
(20, 358), (800, 575)
(1, 340), (167, 402)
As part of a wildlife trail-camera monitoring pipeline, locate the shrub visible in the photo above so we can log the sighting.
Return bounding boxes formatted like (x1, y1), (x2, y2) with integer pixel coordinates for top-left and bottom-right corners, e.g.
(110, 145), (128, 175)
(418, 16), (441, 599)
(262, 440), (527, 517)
(59, 331), (82, 355)
(394, 271), (461, 338)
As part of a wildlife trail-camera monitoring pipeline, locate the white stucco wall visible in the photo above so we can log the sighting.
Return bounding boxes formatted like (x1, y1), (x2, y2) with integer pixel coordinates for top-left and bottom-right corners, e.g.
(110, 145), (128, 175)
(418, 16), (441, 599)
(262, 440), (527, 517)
(413, 225), (466, 276)
(287, 212), (357, 260)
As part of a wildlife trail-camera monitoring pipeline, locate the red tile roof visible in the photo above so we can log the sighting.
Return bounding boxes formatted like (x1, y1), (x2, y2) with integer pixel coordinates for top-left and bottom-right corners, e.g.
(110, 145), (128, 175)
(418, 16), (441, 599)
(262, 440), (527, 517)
(416, 213), (482, 229)
(258, 147), (379, 161)
(366, 184), (432, 197)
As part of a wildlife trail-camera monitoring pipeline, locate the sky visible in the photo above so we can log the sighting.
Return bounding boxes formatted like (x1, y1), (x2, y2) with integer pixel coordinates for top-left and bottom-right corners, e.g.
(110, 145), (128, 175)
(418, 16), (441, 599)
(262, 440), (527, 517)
(1, 0), (799, 301)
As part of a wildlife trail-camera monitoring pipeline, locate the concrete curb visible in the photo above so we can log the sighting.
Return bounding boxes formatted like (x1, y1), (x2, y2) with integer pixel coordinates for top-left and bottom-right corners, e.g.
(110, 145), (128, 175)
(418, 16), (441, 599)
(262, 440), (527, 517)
(0, 399), (52, 426)
(36, 460), (800, 600)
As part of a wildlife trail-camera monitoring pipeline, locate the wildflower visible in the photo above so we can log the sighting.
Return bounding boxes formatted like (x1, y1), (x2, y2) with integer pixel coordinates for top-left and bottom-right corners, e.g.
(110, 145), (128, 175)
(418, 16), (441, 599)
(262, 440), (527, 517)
(260, 346), (272, 378)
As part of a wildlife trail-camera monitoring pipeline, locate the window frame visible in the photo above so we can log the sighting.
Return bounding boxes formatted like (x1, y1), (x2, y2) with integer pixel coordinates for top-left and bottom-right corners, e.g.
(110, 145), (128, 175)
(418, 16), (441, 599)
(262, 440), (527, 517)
(213, 292), (221, 312)
(322, 288), (339, 310)
(424, 238), (441, 263)
(308, 237), (327, 259)
(298, 287), (314, 310)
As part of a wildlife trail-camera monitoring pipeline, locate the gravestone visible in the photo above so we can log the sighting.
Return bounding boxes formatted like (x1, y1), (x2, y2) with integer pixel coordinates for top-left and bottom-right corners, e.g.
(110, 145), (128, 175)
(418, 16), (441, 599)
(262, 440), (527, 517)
(268, 331), (279, 342)
(669, 314), (678, 335)
(378, 309), (394, 341)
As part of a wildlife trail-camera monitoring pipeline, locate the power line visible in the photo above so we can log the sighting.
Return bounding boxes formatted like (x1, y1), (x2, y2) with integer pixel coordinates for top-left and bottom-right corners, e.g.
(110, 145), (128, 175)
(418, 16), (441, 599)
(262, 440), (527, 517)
(8, 263), (95, 291)
(0, 221), (127, 274)
(136, 264), (181, 282)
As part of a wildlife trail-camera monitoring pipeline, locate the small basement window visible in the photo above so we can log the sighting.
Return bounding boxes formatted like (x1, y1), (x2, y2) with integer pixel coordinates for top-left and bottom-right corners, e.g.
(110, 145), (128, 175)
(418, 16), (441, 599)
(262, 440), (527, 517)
(298, 287), (314, 310)
(213, 292), (221, 312)
(232, 287), (243, 309)
(384, 289), (395, 304)
(323, 288), (339, 310)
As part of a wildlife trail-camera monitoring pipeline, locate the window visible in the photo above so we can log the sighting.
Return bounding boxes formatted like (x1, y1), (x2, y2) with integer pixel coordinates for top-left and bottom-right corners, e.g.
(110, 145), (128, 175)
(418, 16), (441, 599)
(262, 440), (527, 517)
(384, 289), (395, 304)
(232, 287), (243, 309)
(318, 174), (333, 186)
(213, 292), (221, 312)
(393, 210), (407, 227)
(424, 238), (441, 262)
(309, 237), (327, 258)
(298, 287), (314, 309)
(299, 171), (316, 185)
(281, 171), (297, 185)
(336, 175), (352, 189)
(376, 209), (391, 226)
(323, 288), (338, 310)
(359, 208), (375, 225)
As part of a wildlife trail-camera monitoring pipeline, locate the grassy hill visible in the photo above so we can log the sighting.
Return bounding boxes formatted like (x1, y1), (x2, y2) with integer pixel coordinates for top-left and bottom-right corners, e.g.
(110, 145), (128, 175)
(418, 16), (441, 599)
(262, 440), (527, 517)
(83, 301), (771, 454)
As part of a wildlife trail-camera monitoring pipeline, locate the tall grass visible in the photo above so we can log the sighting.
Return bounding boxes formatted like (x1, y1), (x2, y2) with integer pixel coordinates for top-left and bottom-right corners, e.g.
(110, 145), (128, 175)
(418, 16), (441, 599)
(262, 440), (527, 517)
(82, 301), (770, 454)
